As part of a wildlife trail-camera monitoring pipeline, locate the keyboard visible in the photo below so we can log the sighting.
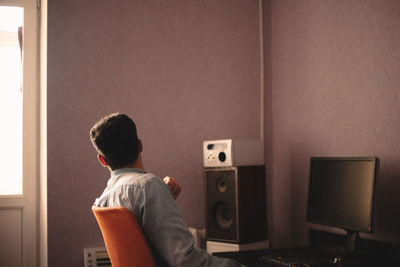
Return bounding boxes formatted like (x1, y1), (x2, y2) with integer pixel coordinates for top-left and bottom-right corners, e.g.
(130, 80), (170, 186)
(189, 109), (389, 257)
(259, 247), (346, 267)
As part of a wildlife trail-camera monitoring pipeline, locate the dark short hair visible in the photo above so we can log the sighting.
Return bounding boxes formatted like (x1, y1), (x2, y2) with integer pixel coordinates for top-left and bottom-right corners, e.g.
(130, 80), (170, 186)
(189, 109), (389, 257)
(90, 113), (139, 170)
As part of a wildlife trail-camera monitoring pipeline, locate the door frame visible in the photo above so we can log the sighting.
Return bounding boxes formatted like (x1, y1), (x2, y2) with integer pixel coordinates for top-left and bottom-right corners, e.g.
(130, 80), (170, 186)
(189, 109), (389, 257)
(0, 0), (46, 266)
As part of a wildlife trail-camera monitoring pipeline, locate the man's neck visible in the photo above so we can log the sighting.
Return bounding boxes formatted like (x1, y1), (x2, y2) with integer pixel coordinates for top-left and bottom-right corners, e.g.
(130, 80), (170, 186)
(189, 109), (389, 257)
(120, 154), (144, 170)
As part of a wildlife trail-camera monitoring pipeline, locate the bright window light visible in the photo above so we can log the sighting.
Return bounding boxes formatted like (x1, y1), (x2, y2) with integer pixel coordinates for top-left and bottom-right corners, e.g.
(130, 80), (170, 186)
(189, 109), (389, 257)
(0, 6), (23, 195)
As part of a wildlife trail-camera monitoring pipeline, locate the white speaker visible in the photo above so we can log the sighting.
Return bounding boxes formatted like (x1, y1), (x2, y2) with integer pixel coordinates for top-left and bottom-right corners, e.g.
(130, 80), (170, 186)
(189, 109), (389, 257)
(203, 139), (263, 167)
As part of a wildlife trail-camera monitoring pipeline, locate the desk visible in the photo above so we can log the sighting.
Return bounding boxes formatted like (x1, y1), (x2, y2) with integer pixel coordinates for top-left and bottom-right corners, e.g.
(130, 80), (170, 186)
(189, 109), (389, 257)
(214, 249), (272, 267)
(214, 247), (400, 267)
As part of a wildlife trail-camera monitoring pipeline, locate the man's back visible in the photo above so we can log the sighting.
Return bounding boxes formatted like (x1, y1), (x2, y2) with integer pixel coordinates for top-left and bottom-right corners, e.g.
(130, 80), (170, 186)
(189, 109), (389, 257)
(94, 168), (243, 267)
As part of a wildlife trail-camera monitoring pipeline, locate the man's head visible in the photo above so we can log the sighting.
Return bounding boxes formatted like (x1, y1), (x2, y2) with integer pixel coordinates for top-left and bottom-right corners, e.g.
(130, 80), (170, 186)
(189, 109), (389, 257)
(90, 113), (140, 170)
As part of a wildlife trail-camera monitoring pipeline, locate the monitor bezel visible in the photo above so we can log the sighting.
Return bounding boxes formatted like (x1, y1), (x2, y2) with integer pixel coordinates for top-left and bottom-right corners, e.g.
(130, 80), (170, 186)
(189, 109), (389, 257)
(306, 156), (378, 234)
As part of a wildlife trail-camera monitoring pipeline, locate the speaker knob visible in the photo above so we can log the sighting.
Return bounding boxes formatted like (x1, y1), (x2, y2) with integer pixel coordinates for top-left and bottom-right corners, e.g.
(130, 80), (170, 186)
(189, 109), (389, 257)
(218, 152), (226, 162)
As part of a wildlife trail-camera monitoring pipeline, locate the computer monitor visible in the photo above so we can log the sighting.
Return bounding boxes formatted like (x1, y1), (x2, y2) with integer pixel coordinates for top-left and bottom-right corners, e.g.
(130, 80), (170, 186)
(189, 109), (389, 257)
(306, 157), (379, 251)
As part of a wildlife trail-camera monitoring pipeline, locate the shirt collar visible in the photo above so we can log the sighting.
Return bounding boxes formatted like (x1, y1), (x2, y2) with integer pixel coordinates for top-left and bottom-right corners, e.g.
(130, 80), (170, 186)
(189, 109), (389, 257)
(111, 167), (146, 177)
(107, 168), (146, 186)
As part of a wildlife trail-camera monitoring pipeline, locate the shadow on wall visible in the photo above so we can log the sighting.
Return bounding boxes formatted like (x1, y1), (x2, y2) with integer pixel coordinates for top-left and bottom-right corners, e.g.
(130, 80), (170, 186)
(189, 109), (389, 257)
(288, 140), (321, 246)
(373, 163), (400, 244)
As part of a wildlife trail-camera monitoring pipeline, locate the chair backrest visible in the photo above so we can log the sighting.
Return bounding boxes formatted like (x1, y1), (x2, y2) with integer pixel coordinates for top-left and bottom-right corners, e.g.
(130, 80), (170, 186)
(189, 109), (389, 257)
(92, 206), (156, 267)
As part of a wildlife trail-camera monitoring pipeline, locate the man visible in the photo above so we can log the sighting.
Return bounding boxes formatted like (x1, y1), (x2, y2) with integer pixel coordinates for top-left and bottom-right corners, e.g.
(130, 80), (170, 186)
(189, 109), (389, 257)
(90, 113), (243, 267)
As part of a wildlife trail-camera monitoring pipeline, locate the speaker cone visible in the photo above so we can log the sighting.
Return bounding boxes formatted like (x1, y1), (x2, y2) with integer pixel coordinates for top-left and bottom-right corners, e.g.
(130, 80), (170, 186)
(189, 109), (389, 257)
(212, 201), (234, 231)
(216, 177), (228, 193)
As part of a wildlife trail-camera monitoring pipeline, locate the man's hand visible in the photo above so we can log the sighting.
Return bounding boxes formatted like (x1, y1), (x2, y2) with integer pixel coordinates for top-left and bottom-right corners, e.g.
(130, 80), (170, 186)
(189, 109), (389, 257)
(163, 176), (182, 199)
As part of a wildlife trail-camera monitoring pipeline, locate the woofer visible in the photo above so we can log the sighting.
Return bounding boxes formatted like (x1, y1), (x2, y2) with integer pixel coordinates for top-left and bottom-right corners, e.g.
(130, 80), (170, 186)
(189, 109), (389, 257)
(213, 201), (234, 231)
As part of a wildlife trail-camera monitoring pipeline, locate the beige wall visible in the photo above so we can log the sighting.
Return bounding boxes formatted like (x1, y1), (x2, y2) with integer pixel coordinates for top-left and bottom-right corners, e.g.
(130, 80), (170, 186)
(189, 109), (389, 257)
(267, 0), (400, 247)
(47, 0), (262, 266)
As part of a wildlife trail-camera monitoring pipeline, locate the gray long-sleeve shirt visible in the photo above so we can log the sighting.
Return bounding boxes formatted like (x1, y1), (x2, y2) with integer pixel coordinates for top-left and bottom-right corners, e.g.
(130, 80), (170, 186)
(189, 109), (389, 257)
(94, 168), (243, 267)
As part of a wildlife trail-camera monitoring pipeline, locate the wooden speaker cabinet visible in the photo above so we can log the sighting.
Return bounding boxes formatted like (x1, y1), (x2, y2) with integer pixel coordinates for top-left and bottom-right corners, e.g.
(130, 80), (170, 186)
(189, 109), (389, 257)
(204, 166), (267, 244)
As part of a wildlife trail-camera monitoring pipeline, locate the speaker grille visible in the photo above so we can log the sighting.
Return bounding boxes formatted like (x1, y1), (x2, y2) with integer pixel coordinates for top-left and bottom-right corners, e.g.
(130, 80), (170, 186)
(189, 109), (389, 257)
(205, 168), (238, 242)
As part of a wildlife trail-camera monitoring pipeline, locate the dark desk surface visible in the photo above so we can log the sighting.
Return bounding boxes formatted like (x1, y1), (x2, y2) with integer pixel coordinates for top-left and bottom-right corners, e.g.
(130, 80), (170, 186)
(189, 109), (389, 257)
(213, 229), (400, 266)
(214, 247), (400, 267)
(214, 249), (272, 267)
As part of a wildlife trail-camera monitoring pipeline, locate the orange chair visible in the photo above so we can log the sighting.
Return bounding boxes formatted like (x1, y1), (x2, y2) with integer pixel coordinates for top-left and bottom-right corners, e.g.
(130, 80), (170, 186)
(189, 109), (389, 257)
(92, 206), (156, 267)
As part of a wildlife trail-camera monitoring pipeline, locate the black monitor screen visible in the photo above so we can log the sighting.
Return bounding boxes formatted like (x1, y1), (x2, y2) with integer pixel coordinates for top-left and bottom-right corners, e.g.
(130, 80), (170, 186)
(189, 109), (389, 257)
(307, 157), (378, 233)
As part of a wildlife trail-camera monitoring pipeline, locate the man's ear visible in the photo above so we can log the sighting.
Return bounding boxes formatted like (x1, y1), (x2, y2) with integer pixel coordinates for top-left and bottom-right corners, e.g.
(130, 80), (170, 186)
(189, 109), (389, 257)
(138, 139), (143, 153)
(97, 154), (108, 167)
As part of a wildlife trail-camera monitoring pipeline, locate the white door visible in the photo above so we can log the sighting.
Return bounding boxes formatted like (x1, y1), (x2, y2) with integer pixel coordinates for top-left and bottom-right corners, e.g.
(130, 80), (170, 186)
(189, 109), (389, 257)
(0, 1), (39, 266)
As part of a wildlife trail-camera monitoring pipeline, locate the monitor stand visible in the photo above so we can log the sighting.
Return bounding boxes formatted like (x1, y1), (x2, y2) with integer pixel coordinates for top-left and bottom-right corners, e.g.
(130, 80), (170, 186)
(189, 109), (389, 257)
(345, 230), (360, 252)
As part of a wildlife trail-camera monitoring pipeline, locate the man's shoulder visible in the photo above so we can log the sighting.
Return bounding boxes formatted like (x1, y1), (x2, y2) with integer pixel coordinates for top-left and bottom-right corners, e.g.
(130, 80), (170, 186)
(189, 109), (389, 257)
(116, 171), (160, 187)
